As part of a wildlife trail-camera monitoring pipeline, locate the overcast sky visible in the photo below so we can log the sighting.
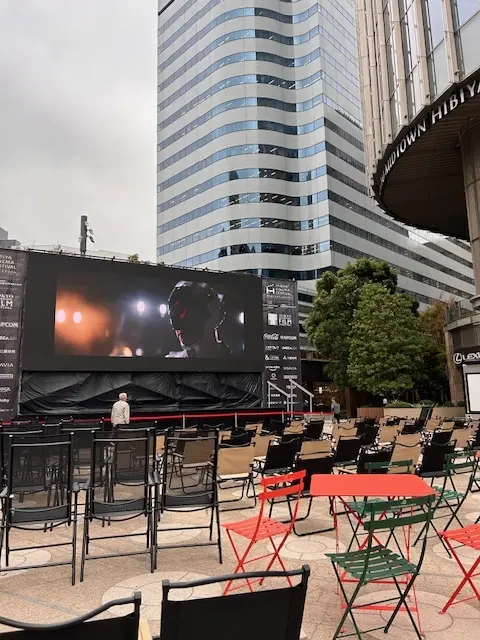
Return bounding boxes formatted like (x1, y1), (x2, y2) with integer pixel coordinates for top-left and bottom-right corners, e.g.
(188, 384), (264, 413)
(0, 0), (157, 260)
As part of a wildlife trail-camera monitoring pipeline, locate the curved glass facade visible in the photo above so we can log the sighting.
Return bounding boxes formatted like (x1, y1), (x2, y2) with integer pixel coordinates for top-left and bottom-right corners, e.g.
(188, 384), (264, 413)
(157, 0), (475, 306)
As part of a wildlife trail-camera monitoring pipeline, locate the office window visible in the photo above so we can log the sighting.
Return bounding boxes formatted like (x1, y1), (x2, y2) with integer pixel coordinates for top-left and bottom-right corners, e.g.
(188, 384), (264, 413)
(453, 0), (479, 27)
(424, 0), (444, 51)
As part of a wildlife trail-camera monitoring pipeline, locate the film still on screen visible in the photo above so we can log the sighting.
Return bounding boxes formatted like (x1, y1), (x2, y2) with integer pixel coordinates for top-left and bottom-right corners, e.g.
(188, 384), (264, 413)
(54, 275), (245, 359)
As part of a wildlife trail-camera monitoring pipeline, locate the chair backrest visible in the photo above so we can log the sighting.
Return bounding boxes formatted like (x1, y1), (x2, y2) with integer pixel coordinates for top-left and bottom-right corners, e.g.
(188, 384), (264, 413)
(453, 425), (476, 450)
(263, 438), (299, 473)
(332, 423), (358, 442)
(378, 424), (398, 444)
(390, 442), (422, 470)
(61, 425), (100, 469)
(0, 593), (141, 639)
(244, 421), (263, 434)
(419, 440), (456, 476)
(357, 423), (379, 446)
(361, 495), (435, 577)
(7, 433), (74, 518)
(394, 432), (421, 448)
(333, 436), (362, 465)
(425, 419), (442, 432)
(440, 450), (479, 496)
(305, 420), (324, 440)
(356, 446), (393, 473)
(159, 568), (309, 640)
(217, 443), (254, 477)
(300, 440), (331, 457)
(161, 430), (219, 510)
(90, 430), (152, 492)
(253, 434), (277, 458)
(400, 420), (422, 435)
(258, 470), (305, 526)
(221, 430), (254, 447)
(295, 454), (334, 492)
(366, 458), (414, 474)
(431, 429), (453, 445)
(263, 417), (286, 436)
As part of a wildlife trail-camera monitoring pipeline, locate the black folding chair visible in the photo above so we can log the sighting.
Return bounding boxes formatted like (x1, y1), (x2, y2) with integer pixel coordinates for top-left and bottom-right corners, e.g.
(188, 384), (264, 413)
(305, 419), (324, 440)
(355, 445), (393, 473)
(0, 433), (80, 585)
(431, 429), (454, 445)
(333, 436), (363, 468)
(288, 454), (335, 535)
(262, 417), (286, 436)
(80, 429), (158, 581)
(255, 438), (300, 476)
(356, 423), (379, 446)
(418, 440), (457, 478)
(0, 592), (141, 639)
(158, 429), (222, 563)
(0, 425), (44, 489)
(158, 567), (310, 640)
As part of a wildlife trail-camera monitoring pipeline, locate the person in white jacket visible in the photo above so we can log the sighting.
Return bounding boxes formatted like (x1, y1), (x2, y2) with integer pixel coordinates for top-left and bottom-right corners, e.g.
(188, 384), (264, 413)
(111, 392), (130, 429)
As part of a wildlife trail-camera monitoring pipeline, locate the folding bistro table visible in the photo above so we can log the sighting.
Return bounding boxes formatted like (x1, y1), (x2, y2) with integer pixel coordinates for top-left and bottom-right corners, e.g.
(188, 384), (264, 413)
(310, 474), (436, 629)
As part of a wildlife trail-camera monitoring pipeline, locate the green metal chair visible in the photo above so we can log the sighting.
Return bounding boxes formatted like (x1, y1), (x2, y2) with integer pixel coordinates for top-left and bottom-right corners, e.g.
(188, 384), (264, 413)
(326, 493), (435, 640)
(342, 460), (415, 551)
(413, 450), (479, 554)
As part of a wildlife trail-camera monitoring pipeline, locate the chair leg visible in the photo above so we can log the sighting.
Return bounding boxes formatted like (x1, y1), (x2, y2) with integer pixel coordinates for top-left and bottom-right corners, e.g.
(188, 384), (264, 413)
(331, 561), (363, 640)
(215, 501), (223, 565)
(223, 531), (255, 595)
(80, 511), (89, 583)
(441, 540), (480, 613)
(384, 572), (422, 640)
(71, 493), (78, 586)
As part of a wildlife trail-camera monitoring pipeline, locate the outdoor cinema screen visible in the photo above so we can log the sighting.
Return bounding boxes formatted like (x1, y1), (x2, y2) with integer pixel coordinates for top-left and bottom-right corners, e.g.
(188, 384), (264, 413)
(22, 253), (263, 373)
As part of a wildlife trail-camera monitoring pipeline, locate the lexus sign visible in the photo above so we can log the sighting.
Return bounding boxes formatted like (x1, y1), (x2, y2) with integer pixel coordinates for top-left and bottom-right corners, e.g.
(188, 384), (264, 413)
(453, 351), (480, 366)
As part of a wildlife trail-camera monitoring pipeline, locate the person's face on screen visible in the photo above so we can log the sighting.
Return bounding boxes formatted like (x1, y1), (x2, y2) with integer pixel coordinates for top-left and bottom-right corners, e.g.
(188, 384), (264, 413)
(168, 281), (223, 348)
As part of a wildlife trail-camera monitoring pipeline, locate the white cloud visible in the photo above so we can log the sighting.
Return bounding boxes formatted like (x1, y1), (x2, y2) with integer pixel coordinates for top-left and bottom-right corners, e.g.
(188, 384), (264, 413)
(0, 0), (157, 260)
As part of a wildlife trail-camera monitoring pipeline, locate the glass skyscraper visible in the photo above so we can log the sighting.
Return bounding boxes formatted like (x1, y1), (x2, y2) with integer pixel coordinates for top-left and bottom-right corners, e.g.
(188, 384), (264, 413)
(156, 0), (474, 310)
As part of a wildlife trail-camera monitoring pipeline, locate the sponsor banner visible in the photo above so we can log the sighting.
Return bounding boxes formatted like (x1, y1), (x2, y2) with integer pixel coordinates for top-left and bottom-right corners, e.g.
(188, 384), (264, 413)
(262, 279), (302, 409)
(453, 349), (480, 366)
(0, 249), (27, 419)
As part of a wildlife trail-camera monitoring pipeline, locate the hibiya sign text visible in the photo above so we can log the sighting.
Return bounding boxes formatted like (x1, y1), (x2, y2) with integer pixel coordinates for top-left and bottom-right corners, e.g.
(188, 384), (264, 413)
(262, 279), (302, 410)
(0, 249), (27, 419)
(378, 76), (480, 191)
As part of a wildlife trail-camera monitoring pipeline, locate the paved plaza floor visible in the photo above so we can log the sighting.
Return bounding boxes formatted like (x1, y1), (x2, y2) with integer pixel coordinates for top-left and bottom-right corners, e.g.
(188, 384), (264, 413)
(0, 464), (479, 639)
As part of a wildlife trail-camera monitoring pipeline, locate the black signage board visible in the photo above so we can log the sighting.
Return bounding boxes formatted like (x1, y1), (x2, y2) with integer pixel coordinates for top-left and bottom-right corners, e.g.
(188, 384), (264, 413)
(262, 279), (302, 410)
(0, 249), (27, 420)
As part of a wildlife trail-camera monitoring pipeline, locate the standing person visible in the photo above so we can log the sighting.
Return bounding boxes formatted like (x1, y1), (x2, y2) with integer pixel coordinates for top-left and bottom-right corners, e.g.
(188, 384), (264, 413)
(331, 397), (341, 424)
(111, 392), (130, 430)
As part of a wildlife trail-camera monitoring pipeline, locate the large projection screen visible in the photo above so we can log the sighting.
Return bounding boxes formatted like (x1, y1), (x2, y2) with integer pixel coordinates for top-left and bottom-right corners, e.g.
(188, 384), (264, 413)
(465, 367), (480, 413)
(22, 252), (264, 373)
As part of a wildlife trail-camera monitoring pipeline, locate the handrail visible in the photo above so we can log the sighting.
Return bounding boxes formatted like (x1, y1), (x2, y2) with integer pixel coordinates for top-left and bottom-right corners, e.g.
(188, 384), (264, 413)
(267, 380), (291, 413)
(287, 379), (314, 414)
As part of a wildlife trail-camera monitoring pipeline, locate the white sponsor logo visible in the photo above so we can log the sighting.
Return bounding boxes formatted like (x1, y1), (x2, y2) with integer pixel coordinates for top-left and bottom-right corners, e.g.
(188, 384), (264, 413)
(0, 374), (14, 379)
(284, 366), (298, 371)
(0, 398), (10, 404)
(0, 387), (11, 392)
(280, 335), (296, 341)
(0, 336), (10, 341)
(453, 351), (480, 365)
(265, 355), (280, 361)
(0, 362), (13, 368)
(0, 349), (15, 354)
(0, 321), (18, 329)
(263, 333), (279, 341)
(265, 345), (279, 351)
(281, 345), (297, 351)
(283, 356), (297, 361)
(266, 365), (280, 371)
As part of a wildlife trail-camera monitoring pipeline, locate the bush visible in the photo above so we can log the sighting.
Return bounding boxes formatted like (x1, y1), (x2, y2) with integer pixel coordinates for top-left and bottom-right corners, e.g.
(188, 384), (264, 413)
(443, 401), (455, 407)
(385, 400), (414, 408)
(456, 400), (466, 407)
(419, 399), (434, 406)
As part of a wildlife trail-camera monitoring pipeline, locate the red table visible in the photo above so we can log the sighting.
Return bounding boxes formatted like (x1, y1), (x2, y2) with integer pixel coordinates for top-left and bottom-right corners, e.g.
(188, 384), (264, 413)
(310, 473), (435, 499)
(310, 474), (435, 631)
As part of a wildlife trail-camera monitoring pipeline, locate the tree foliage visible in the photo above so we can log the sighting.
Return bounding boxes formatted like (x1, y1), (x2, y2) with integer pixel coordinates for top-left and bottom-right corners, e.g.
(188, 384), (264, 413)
(127, 253), (140, 263)
(305, 258), (399, 388)
(347, 284), (426, 396)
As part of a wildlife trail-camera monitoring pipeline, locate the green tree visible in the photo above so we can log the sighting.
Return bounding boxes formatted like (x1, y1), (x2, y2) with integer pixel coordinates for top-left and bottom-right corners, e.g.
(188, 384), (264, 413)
(347, 284), (426, 396)
(305, 258), (399, 388)
(416, 300), (450, 401)
(128, 253), (140, 263)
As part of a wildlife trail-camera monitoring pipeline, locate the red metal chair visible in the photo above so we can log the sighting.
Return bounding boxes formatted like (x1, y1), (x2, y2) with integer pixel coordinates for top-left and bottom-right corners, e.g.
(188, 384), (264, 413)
(222, 469), (306, 595)
(439, 524), (480, 613)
